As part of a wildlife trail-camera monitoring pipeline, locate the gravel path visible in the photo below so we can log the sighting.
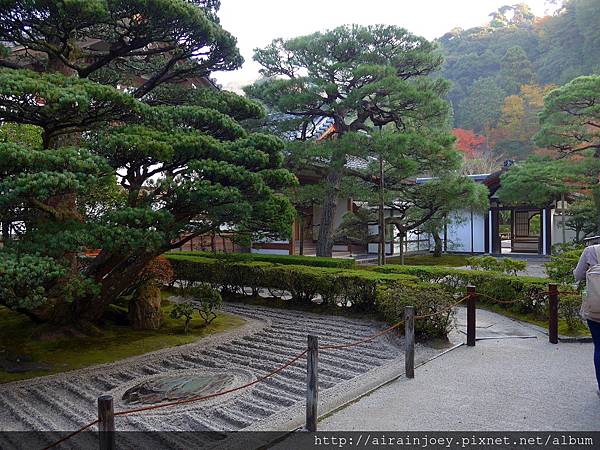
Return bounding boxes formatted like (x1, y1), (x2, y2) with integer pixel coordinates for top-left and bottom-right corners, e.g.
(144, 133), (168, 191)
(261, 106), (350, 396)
(316, 308), (600, 432)
(0, 303), (440, 449)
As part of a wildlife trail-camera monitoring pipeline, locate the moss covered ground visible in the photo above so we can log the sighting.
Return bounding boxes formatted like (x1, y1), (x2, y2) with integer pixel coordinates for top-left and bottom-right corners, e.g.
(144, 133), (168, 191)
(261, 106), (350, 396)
(0, 299), (245, 384)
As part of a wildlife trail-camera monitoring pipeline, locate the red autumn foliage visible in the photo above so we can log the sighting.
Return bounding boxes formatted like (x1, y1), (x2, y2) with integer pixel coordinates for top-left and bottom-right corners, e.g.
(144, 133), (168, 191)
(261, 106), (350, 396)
(453, 128), (487, 158)
(141, 256), (174, 286)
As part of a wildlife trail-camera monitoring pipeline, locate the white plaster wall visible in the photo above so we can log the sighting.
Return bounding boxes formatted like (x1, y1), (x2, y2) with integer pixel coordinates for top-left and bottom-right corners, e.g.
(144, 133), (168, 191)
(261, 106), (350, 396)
(251, 249), (290, 255)
(445, 210), (486, 253)
(551, 210), (578, 245)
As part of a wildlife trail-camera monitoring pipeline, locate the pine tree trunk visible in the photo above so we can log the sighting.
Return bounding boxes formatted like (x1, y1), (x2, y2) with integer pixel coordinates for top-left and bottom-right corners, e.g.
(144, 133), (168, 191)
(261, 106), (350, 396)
(28, 52), (82, 325)
(299, 214), (305, 256)
(593, 184), (600, 235)
(1, 221), (9, 244)
(398, 229), (405, 266)
(432, 229), (443, 257)
(128, 281), (163, 330)
(316, 168), (342, 257)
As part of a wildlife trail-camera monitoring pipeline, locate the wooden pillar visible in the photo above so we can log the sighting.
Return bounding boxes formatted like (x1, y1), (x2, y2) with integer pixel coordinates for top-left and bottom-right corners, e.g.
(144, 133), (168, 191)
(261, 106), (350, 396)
(98, 395), (115, 450)
(306, 335), (318, 431)
(467, 285), (477, 347)
(289, 217), (297, 256)
(405, 306), (415, 379)
(548, 283), (559, 344)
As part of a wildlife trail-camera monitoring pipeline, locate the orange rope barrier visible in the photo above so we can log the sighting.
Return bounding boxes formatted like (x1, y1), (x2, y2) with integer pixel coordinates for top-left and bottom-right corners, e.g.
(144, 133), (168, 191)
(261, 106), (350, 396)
(414, 295), (470, 320)
(41, 420), (99, 450)
(476, 292), (522, 305)
(319, 295), (470, 350)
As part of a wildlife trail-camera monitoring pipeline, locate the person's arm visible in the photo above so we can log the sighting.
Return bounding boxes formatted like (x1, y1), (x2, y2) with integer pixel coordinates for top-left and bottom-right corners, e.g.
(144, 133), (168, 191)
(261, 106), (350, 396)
(574, 247), (591, 282)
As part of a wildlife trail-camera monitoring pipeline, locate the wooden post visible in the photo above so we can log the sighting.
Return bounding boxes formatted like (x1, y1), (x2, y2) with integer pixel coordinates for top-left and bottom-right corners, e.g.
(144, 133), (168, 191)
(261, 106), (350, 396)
(548, 283), (559, 344)
(98, 395), (115, 450)
(405, 306), (415, 379)
(306, 335), (318, 432)
(467, 285), (477, 347)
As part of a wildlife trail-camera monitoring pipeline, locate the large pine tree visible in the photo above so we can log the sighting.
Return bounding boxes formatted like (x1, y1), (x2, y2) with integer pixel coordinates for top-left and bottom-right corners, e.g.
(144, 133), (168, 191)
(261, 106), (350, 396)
(0, 1), (295, 326)
(246, 25), (450, 256)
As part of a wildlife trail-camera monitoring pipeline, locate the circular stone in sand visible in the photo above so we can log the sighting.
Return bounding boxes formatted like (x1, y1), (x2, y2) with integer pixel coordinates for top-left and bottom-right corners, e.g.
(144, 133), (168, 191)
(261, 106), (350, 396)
(122, 372), (236, 405)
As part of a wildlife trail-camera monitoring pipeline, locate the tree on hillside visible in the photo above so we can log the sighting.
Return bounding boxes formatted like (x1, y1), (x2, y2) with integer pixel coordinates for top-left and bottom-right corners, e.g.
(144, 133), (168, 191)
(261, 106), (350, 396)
(457, 77), (506, 134)
(453, 128), (487, 158)
(246, 25), (450, 256)
(499, 45), (536, 94)
(439, 0), (600, 129)
(0, 1), (295, 327)
(487, 83), (556, 159)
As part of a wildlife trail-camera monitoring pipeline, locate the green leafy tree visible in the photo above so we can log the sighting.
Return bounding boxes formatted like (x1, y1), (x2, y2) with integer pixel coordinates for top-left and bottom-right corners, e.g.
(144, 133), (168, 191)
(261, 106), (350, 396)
(498, 45), (536, 94)
(535, 75), (600, 230)
(567, 198), (597, 241)
(246, 25), (449, 256)
(496, 158), (572, 207)
(457, 78), (506, 134)
(336, 131), (489, 262)
(0, 1), (295, 326)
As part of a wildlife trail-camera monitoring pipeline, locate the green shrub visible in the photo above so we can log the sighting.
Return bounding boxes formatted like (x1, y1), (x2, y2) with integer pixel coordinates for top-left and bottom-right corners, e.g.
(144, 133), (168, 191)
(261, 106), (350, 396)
(465, 256), (527, 276)
(545, 246), (584, 284)
(168, 251), (356, 268)
(499, 258), (527, 276)
(375, 282), (456, 338)
(170, 302), (196, 334)
(466, 255), (501, 271)
(372, 265), (566, 320)
(170, 283), (223, 333)
(558, 292), (584, 332)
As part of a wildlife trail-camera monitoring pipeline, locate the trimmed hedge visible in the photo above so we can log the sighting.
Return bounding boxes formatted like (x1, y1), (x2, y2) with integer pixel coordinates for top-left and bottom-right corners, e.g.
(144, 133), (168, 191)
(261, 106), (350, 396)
(371, 265), (572, 319)
(376, 283), (456, 338)
(167, 254), (415, 308)
(166, 254), (455, 337)
(168, 251), (356, 268)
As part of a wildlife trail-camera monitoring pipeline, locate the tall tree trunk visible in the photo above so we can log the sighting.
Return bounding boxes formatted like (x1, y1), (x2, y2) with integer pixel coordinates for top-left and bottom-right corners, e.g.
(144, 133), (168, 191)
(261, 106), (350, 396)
(27, 50), (83, 325)
(593, 184), (600, 235)
(299, 214), (305, 256)
(398, 229), (405, 266)
(1, 220), (9, 244)
(432, 227), (443, 257)
(316, 168), (342, 257)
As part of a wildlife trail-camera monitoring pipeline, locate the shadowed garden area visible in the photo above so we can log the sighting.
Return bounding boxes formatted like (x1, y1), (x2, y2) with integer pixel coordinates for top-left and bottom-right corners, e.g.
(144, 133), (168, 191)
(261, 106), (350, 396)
(0, 301), (245, 384)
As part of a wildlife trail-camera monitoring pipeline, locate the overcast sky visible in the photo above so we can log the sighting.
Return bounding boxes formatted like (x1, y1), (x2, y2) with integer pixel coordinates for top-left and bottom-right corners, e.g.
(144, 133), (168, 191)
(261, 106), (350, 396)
(213, 0), (554, 91)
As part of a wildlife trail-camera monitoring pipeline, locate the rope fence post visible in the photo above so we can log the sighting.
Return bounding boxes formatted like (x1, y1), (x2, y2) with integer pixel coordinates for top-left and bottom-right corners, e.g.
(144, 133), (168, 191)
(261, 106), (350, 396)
(548, 283), (559, 344)
(306, 335), (318, 432)
(98, 395), (115, 450)
(405, 306), (415, 379)
(467, 285), (477, 347)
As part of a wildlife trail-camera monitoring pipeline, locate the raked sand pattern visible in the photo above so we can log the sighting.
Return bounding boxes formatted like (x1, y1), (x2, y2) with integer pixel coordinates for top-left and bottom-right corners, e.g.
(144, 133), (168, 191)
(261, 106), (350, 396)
(0, 303), (439, 449)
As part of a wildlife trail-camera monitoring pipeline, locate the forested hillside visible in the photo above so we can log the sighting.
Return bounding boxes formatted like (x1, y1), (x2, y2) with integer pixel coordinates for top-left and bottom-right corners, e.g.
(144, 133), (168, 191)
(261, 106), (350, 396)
(438, 0), (600, 161)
